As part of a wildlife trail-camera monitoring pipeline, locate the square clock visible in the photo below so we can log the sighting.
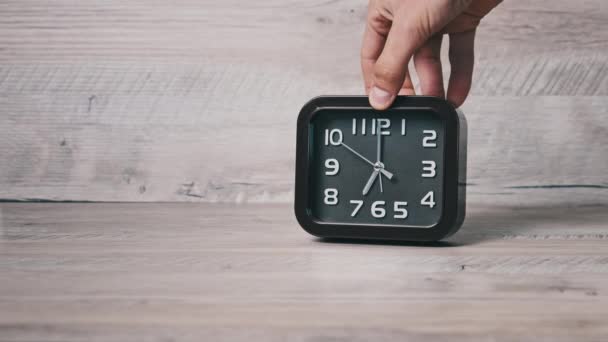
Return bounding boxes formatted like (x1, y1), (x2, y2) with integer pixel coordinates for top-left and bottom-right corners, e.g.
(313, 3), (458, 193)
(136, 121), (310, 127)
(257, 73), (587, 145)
(294, 96), (467, 242)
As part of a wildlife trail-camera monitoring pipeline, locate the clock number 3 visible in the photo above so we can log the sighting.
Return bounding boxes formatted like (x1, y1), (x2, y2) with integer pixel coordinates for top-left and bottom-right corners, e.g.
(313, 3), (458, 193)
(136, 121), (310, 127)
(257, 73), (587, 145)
(422, 161), (436, 178)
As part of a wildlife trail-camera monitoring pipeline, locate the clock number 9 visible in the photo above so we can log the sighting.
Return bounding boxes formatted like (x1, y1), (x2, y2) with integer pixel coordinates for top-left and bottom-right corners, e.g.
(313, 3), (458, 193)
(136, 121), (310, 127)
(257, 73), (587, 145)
(324, 158), (339, 176)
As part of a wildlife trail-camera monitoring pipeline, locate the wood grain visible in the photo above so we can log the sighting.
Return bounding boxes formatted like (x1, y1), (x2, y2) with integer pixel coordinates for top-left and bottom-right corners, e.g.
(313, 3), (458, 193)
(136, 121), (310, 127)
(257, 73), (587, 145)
(0, 0), (607, 202)
(1, 202), (608, 341)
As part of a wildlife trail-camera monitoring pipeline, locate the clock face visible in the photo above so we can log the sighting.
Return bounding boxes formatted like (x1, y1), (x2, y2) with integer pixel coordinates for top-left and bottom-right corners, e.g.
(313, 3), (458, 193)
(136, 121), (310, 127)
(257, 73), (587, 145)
(309, 109), (444, 228)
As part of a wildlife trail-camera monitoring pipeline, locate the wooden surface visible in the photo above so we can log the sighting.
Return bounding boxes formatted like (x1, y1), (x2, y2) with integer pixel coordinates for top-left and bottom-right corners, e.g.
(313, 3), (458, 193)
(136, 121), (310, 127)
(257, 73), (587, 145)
(0, 0), (607, 202)
(1, 202), (608, 341)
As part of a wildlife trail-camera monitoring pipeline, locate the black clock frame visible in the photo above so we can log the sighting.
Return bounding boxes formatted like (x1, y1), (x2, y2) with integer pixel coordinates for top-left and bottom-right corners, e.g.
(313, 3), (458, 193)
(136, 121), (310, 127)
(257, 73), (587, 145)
(294, 96), (467, 242)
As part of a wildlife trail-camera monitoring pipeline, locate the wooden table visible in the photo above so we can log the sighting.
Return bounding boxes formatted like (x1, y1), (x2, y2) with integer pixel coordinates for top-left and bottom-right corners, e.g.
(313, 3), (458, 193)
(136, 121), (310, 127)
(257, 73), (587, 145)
(2, 202), (608, 341)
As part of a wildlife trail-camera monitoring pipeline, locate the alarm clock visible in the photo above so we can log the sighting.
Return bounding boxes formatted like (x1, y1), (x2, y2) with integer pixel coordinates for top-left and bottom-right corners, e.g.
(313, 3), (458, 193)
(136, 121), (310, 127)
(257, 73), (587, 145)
(294, 96), (467, 242)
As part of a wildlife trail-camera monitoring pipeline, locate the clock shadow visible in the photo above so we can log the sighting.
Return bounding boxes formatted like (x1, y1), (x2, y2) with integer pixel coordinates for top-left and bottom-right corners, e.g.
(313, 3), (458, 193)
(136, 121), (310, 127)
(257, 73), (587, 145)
(315, 202), (608, 247)
(317, 237), (458, 248)
(451, 202), (608, 245)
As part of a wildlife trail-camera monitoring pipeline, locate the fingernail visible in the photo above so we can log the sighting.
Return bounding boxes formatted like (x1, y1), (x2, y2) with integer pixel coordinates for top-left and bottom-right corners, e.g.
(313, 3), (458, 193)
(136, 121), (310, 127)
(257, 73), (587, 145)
(370, 86), (393, 109)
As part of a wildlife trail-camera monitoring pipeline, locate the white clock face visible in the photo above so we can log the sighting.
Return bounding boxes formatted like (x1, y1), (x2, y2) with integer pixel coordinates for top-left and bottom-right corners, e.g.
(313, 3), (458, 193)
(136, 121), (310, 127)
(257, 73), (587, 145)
(309, 109), (445, 228)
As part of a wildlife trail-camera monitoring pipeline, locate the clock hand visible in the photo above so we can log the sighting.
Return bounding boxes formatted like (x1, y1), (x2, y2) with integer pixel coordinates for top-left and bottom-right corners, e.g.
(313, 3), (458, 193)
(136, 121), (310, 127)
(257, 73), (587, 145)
(376, 119), (385, 193)
(376, 119), (381, 164)
(380, 168), (393, 180)
(340, 142), (375, 166)
(362, 169), (379, 196)
(340, 142), (394, 180)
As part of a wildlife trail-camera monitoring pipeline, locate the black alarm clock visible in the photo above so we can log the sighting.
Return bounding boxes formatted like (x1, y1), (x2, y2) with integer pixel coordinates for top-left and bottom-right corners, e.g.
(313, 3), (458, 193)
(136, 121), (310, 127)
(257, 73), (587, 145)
(294, 96), (467, 242)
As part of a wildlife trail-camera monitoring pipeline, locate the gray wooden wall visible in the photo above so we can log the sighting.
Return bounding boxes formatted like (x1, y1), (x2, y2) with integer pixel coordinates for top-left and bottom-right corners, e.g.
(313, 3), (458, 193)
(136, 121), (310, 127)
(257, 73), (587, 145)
(0, 0), (606, 204)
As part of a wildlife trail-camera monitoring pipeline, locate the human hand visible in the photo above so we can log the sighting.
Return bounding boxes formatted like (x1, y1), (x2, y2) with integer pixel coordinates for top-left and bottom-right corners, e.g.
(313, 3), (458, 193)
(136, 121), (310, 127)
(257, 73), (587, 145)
(361, 0), (502, 109)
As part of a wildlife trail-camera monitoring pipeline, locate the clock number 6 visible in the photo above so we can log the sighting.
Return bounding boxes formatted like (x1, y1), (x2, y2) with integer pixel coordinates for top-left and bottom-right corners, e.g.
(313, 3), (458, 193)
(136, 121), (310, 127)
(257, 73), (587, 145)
(371, 201), (386, 218)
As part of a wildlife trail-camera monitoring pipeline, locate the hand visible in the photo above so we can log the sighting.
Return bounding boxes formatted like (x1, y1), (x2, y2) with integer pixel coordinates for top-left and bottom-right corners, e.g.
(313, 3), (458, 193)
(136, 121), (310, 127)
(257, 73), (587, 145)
(361, 0), (502, 110)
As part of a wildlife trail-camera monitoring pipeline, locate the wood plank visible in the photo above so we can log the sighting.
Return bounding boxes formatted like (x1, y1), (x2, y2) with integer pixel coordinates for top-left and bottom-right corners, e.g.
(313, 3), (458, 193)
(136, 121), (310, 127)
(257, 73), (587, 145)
(1, 95), (606, 203)
(1, 203), (608, 341)
(0, 0), (607, 201)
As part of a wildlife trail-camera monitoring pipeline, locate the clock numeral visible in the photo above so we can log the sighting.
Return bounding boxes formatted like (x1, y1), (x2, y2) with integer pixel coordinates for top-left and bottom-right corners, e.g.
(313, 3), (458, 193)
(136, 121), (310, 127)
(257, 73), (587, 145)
(347, 200), (411, 219)
(349, 200), (364, 217)
(352, 118), (367, 135)
(377, 118), (391, 135)
(394, 201), (408, 219)
(324, 129), (343, 146)
(401, 119), (407, 135)
(371, 201), (386, 218)
(422, 160), (436, 178)
(351, 118), (391, 135)
(324, 188), (339, 205)
(421, 191), (436, 208)
(422, 130), (437, 148)
(324, 158), (339, 176)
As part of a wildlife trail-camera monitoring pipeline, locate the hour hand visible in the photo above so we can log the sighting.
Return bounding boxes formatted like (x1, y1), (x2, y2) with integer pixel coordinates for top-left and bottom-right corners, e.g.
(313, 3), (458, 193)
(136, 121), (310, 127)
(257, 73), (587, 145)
(362, 170), (379, 196)
(380, 169), (393, 180)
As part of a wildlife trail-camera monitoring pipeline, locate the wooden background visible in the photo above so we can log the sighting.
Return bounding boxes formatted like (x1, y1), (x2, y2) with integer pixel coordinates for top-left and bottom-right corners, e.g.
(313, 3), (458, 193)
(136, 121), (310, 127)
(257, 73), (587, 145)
(0, 0), (607, 204)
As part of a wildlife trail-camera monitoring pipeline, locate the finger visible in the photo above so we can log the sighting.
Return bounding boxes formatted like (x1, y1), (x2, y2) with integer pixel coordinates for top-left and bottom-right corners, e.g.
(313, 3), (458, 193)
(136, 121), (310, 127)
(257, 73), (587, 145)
(398, 70), (416, 95)
(447, 29), (476, 107)
(369, 12), (425, 109)
(413, 35), (444, 98)
(361, 10), (391, 94)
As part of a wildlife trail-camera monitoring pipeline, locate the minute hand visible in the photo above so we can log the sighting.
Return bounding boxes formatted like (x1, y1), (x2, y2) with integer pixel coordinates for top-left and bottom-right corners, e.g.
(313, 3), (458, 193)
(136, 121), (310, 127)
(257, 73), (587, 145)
(340, 142), (393, 179)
